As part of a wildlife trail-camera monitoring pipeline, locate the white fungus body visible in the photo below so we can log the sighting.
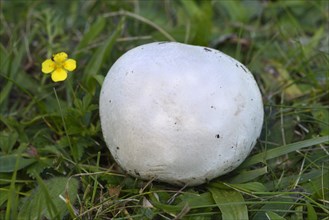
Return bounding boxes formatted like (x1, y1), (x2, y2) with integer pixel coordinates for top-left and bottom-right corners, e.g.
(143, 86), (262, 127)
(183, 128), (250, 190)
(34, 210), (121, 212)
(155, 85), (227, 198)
(100, 42), (263, 186)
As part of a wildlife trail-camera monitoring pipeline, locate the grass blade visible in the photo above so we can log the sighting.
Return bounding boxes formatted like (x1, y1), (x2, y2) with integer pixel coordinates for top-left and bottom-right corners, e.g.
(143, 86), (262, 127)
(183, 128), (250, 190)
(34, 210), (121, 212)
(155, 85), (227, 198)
(265, 211), (286, 220)
(0, 154), (36, 173)
(241, 136), (329, 168)
(83, 18), (124, 93)
(306, 202), (317, 220)
(227, 182), (268, 193)
(229, 166), (268, 183)
(208, 186), (248, 220)
(252, 196), (295, 220)
(77, 17), (106, 51)
(18, 176), (79, 219)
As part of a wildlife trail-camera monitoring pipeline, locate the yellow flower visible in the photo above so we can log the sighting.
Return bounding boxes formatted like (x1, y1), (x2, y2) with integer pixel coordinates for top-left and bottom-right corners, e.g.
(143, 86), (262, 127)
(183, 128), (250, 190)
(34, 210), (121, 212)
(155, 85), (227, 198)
(41, 52), (77, 82)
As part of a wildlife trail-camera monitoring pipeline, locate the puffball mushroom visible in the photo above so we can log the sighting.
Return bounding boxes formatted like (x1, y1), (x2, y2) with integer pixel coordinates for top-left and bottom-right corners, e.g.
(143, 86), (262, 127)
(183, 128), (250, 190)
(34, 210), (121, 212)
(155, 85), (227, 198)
(100, 42), (264, 186)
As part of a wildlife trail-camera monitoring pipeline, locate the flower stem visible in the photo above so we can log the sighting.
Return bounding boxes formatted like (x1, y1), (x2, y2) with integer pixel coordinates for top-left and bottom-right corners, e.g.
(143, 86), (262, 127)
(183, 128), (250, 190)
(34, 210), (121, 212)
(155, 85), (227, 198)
(53, 87), (77, 162)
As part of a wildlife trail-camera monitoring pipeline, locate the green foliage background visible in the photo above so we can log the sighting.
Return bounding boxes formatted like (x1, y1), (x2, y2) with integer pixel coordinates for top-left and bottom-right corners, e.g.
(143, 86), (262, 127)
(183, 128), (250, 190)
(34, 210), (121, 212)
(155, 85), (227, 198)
(0, 0), (328, 219)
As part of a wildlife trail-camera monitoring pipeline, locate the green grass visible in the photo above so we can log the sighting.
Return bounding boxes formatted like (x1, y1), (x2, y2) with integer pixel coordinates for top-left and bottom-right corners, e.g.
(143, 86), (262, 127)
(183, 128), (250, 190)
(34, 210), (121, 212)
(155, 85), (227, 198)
(0, 0), (328, 219)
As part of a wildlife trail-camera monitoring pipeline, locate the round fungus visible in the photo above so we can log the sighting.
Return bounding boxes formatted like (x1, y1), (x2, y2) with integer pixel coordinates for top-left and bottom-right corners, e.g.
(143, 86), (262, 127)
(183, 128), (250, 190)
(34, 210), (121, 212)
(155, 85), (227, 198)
(99, 42), (264, 186)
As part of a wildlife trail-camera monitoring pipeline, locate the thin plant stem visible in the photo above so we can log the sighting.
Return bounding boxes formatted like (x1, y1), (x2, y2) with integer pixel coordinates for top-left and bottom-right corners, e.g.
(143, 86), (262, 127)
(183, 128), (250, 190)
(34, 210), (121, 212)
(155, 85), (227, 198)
(103, 10), (176, 42)
(53, 87), (76, 162)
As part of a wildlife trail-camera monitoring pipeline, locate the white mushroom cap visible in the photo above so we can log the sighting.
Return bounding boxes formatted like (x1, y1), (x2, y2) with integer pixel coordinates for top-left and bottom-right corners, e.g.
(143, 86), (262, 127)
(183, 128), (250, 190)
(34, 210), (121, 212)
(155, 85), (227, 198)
(100, 42), (264, 186)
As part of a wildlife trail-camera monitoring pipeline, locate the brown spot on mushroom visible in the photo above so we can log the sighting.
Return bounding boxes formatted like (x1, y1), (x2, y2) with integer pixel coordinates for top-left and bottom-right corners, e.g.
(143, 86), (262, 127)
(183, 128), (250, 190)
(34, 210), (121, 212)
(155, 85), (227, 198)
(234, 94), (245, 116)
(234, 104), (245, 116)
(240, 64), (247, 73)
(224, 166), (234, 172)
(134, 169), (140, 176)
(215, 134), (220, 139)
(204, 48), (211, 52)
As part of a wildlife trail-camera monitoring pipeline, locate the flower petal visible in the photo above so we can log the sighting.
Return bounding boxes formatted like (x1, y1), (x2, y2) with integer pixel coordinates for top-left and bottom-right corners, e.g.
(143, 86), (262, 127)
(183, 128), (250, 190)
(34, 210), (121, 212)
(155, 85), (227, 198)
(51, 68), (68, 82)
(53, 52), (68, 63)
(41, 59), (55, 74)
(63, 59), (77, 71)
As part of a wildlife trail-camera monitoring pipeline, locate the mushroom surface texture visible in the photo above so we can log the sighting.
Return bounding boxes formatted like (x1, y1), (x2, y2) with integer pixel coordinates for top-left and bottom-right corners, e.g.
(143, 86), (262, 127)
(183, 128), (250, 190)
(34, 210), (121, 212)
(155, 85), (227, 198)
(99, 42), (264, 186)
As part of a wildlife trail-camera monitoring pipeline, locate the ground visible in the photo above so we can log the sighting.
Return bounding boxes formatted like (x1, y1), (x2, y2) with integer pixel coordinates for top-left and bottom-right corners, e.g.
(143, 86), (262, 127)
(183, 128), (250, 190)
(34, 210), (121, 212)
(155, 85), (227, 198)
(0, 0), (328, 219)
